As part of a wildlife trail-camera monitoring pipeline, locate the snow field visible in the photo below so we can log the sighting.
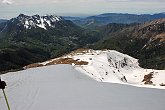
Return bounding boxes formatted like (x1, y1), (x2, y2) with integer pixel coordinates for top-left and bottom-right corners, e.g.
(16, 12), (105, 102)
(1, 65), (165, 110)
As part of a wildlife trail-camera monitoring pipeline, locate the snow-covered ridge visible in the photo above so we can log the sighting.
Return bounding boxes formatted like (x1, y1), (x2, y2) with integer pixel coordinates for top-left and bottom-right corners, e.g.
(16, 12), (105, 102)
(26, 49), (165, 89)
(0, 49), (165, 110)
(13, 14), (63, 30)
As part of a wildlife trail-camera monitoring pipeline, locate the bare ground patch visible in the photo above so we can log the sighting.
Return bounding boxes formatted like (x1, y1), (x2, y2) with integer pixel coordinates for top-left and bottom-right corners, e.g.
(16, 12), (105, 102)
(46, 58), (88, 66)
(160, 83), (165, 86)
(24, 63), (44, 69)
(142, 72), (154, 84)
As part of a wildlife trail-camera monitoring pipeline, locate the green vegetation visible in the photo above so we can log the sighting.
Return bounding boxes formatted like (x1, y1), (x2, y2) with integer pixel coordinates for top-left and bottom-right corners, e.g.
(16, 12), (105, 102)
(67, 13), (165, 29)
(0, 18), (164, 73)
(91, 21), (165, 70)
(0, 20), (102, 73)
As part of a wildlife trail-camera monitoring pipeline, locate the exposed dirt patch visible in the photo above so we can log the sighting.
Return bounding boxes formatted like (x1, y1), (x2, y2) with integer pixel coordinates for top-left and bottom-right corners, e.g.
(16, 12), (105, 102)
(160, 83), (165, 86)
(154, 33), (165, 42)
(142, 72), (154, 84)
(25, 57), (88, 69)
(24, 49), (90, 69)
(46, 58), (88, 66)
(25, 63), (44, 69)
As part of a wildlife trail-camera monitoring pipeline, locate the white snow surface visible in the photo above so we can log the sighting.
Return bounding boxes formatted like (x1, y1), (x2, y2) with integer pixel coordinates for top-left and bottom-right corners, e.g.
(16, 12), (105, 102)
(41, 49), (165, 89)
(19, 14), (62, 30)
(0, 65), (165, 110)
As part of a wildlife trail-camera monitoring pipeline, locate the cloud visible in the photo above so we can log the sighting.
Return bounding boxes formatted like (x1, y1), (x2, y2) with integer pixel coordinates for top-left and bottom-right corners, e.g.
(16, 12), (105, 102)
(104, 0), (165, 2)
(52, 0), (90, 3)
(2, 0), (13, 5)
(0, 0), (165, 19)
(104, 0), (129, 1)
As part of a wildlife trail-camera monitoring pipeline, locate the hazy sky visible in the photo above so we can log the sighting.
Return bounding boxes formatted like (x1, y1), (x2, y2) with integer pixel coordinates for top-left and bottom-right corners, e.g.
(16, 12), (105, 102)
(0, 0), (165, 19)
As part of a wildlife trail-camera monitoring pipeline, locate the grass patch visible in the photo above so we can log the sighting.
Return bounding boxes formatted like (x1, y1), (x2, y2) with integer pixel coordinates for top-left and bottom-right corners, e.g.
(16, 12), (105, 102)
(46, 58), (88, 66)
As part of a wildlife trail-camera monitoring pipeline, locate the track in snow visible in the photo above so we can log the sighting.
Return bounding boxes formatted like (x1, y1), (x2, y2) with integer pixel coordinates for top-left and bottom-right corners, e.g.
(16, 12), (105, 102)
(0, 65), (165, 110)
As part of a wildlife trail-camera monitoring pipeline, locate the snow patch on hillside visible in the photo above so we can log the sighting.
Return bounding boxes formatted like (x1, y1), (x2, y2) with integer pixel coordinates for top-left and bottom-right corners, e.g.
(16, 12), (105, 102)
(17, 14), (62, 30)
(38, 49), (165, 89)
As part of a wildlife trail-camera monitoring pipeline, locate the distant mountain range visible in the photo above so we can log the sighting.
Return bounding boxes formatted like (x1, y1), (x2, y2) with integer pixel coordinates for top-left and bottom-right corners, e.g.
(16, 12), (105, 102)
(0, 14), (101, 73)
(1, 14), (65, 32)
(0, 13), (164, 73)
(63, 13), (165, 28)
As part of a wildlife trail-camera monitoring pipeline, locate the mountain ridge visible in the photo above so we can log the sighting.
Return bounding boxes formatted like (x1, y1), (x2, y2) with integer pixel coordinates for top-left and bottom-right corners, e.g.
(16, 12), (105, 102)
(0, 13), (164, 73)
(1, 14), (64, 33)
(24, 49), (165, 89)
(92, 18), (165, 69)
(0, 14), (101, 73)
(64, 12), (165, 28)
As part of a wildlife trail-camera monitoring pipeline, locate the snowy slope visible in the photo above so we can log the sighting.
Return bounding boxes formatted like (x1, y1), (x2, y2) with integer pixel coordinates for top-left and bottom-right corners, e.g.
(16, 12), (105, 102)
(10, 14), (63, 30)
(1, 65), (165, 110)
(38, 49), (165, 89)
